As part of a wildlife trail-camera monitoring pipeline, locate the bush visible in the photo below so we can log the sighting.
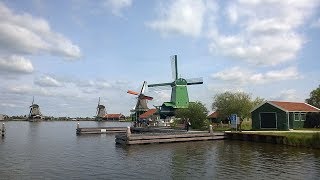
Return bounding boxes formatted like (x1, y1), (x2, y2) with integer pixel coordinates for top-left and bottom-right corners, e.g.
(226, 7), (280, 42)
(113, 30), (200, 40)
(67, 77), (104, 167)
(305, 113), (320, 128)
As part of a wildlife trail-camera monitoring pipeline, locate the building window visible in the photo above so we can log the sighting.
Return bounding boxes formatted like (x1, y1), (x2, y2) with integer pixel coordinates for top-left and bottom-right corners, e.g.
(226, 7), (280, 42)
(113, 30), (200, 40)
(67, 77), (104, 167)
(301, 113), (306, 121)
(294, 113), (300, 121)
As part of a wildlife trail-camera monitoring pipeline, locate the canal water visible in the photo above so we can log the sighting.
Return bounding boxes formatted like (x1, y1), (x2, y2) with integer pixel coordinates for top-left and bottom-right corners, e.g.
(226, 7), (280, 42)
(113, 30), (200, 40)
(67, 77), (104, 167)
(0, 121), (319, 180)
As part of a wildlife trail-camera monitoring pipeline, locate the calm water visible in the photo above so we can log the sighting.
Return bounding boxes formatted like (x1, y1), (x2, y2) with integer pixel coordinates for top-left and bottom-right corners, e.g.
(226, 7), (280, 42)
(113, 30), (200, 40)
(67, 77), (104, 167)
(0, 121), (319, 180)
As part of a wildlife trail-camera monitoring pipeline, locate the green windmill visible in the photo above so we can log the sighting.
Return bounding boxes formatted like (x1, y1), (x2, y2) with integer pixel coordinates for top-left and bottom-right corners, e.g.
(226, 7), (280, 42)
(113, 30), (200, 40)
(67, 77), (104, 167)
(148, 55), (203, 119)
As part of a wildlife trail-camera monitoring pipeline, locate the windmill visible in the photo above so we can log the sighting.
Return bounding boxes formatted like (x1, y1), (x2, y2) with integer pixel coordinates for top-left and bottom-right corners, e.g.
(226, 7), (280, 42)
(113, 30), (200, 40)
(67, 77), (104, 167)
(127, 81), (153, 121)
(28, 96), (43, 121)
(96, 97), (106, 120)
(148, 55), (203, 119)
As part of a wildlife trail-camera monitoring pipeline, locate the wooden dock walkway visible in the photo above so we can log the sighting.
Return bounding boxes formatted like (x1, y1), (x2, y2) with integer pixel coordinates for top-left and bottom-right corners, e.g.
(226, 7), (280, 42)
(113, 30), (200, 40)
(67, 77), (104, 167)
(115, 126), (226, 145)
(76, 123), (127, 135)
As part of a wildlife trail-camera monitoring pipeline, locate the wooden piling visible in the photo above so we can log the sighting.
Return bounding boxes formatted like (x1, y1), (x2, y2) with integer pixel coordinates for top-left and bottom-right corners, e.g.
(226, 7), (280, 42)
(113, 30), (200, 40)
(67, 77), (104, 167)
(126, 126), (131, 137)
(1, 123), (5, 137)
(209, 125), (213, 134)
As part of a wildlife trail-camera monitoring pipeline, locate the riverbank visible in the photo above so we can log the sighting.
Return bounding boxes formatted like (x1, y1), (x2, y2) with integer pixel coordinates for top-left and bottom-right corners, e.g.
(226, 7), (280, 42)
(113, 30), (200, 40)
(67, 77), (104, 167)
(226, 131), (320, 149)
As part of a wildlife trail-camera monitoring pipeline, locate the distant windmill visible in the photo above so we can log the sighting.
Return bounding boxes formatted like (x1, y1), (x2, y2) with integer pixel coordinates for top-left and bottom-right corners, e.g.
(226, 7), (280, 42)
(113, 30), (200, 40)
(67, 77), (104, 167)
(127, 81), (153, 121)
(148, 55), (203, 119)
(28, 96), (43, 121)
(96, 97), (106, 120)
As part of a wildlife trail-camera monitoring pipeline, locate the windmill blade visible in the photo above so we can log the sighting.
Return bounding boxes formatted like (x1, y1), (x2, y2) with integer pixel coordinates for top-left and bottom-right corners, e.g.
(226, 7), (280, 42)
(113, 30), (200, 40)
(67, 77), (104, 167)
(186, 77), (203, 85)
(127, 90), (139, 95)
(148, 82), (172, 87)
(171, 55), (178, 80)
(32, 96), (34, 105)
(140, 81), (147, 94)
(98, 97), (100, 106)
(141, 95), (153, 100)
(29, 107), (32, 116)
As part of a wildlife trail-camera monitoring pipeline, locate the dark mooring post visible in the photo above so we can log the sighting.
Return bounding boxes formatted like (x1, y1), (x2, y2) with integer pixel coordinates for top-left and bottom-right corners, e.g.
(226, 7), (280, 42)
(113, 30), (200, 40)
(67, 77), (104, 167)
(76, 123), (80, 135)
(1, 123), (5, 137)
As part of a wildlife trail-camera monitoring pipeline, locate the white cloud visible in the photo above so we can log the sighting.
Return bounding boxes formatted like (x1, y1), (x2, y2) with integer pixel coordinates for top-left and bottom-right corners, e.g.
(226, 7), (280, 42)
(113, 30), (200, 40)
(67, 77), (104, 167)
(270, 89), (301, 101)
(8, 85), (52, 96)
(211, 66), (300, 84)
(311, 17), (320, 28)
(34, 75), (63, 87)
(0, 2), (81, 59)
(209, 0), (319, 66)
(0, 103), (19, 108)
(0, 55), (34, 74)
(147, 0), (209, 37)
(103, 0), (132, 16)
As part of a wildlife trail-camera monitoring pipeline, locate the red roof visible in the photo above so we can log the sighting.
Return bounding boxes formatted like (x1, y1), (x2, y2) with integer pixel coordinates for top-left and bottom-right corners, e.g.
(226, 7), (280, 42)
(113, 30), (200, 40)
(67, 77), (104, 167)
(139, 109), (157, 119)
(269, 101), (320, 112)
(208, 111), (218, 118)
(104, 114), (125, 119)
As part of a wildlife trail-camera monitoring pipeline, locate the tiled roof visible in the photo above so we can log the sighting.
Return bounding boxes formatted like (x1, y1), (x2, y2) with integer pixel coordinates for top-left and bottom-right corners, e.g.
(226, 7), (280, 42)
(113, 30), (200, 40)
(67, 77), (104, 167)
(139, 109), (157, 119)
(208, 111), (218, 118)
(104, 114), (125, 119)
(269, 101), (320, 112)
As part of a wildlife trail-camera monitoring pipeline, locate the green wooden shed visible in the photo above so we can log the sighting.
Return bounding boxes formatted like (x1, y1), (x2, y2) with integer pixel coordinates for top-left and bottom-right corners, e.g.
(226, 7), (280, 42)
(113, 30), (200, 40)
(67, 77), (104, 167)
(251, 101), (320, 130)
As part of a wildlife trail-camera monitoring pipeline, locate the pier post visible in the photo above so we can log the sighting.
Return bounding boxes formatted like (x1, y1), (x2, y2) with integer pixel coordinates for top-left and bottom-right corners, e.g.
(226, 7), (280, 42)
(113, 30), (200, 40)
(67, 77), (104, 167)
(76, 123), (80, 135)
(126, 126), (131, 137)
(209, 125), (213, 134)
(1, 123), (5, 137)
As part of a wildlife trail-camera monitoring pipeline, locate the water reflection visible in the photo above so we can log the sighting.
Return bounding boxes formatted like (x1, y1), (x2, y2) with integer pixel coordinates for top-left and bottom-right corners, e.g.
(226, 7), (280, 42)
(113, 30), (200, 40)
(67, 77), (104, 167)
(0, 121), (319, 179)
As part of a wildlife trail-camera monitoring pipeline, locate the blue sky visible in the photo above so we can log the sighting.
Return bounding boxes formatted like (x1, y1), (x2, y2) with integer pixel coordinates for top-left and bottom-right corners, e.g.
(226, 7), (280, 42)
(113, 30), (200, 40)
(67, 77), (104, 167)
(0, 0), (319, 117)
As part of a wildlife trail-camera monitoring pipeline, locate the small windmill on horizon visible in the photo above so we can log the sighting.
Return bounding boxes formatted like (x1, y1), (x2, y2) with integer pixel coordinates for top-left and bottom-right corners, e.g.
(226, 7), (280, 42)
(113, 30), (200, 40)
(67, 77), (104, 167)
(96, 97), (106, 120)
(28, 96), (43, 121)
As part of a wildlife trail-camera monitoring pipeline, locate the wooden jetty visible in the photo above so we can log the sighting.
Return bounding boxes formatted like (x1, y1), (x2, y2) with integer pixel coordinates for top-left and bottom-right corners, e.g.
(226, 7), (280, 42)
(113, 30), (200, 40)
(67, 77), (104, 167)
(76, 123), (127, 135)
(115, 126), (226, 145)
(1, 123), (5, 137)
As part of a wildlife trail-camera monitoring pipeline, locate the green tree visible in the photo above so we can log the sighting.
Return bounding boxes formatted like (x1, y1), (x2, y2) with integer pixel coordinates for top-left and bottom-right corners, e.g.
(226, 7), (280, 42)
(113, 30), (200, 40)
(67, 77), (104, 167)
(176, 101), (209, 129)
(212, 91), (264, 120)
(306, 85), (320, 108)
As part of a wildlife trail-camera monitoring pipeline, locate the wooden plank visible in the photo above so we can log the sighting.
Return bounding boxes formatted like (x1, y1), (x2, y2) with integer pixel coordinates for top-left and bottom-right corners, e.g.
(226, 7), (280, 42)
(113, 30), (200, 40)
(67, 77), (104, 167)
(127, 136), (225, 145)
(128, 133), (224, 140)
(78, 127), (126, 131)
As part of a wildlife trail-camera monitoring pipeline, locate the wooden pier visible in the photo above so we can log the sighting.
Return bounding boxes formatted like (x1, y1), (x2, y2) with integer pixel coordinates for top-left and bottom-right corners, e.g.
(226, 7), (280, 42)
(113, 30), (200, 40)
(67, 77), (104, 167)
(1, 123), (5, 137)
(76, 123), (127, 135)
(115, 126), (226, 145)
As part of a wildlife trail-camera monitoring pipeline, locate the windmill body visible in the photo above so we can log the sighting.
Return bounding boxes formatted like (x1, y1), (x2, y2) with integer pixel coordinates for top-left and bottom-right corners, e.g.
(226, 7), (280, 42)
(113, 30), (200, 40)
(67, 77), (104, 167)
(96, 97), (106, 120)
(28, 97), (43, 121)
(148, 55), (203, 119)
(127, 81), (153, 121)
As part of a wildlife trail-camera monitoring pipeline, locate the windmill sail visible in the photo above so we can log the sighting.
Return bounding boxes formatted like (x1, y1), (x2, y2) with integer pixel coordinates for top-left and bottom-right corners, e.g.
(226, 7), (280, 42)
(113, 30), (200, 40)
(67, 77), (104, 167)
(147, 55), (203, 119)
(127, 81), (153, 111)
(171, 55), (178, 80)
(186, 77), (203, 85)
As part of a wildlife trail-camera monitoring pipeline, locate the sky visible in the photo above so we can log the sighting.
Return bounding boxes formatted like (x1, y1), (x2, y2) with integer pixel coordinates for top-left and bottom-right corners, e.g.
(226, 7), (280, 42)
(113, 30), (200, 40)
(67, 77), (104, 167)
(0, 0), (319, 117)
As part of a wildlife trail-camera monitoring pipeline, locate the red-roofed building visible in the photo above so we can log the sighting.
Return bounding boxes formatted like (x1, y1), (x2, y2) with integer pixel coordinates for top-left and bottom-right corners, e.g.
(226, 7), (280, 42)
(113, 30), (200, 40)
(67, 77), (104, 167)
(137, 109), (160, 126)
(251, 101), (320, 130)
(207, 111), (219, 123)
(103, 114), (126, 121)
(139, 109), (158, 119)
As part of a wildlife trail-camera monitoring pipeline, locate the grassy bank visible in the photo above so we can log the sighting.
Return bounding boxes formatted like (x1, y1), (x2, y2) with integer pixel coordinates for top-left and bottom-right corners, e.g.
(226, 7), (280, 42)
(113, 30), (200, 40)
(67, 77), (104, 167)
(238, 131), (320, 148)
(255, 132), (320, 148)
